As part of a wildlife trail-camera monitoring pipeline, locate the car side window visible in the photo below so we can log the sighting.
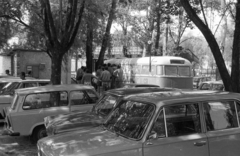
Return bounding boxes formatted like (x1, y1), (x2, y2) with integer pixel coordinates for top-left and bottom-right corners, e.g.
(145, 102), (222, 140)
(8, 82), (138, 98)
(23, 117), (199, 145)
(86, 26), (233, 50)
(70, 91), (93, 105)
(201, 83), (210, 90)
(38, 82), (50, 86)
(23, 83), (37, 88)
(85, 90), (98, 103)
(22, 91), (68, 110)
(203, 101), (239, 131)
(152, 103), (201, 137)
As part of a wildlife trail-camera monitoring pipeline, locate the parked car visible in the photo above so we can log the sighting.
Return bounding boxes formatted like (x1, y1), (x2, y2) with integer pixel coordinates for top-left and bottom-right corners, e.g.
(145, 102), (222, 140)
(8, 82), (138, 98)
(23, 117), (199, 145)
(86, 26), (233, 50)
(0, 79), (50, 122)
(122, 83), (160, 88)
(44, 87), (179, 136)
(0, 78), (21, 91)
(193, 76), (211, 89)
(198, 80), (224, 91)
(4, 84), (99, 142)
(38, 90), (240, 156)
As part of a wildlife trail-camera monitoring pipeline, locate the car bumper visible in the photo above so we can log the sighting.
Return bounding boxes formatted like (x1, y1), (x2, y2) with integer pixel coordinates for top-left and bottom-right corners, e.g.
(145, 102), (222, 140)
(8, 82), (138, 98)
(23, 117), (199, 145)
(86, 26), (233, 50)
(5, 116), (20, 136)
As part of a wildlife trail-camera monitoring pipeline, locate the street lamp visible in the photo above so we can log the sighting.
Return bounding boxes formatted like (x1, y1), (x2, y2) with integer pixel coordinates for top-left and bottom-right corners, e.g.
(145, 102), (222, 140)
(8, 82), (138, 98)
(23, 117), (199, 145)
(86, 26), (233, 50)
(148, 40), (152, 72)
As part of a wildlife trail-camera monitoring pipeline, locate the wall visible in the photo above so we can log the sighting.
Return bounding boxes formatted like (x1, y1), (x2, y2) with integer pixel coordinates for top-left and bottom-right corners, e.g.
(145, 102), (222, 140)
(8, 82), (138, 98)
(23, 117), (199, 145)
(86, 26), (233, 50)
(18, 52), (51, 79)
(17, 51), (71, 84)
(0, 56), (11, 75)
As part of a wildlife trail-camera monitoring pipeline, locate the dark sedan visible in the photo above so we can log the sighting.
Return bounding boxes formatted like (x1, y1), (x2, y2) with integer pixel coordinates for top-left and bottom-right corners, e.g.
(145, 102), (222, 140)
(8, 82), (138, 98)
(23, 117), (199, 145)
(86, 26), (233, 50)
(44, 87), (179, 136)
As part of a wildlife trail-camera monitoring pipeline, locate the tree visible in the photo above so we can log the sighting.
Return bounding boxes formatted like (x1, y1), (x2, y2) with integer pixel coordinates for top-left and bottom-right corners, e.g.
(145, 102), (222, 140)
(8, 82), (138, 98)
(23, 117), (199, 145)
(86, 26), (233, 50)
(0, 0), (86, 85)
(96, 0), (118, 67)
(180, 0), (240, 92)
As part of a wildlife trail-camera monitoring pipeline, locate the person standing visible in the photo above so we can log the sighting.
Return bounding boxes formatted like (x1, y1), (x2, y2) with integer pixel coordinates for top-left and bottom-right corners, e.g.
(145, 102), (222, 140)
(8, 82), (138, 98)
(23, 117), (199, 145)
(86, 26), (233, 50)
(81, 69), (99, 91)
(100, 67), (111, 91)
(76, 66), (85, 83)
(114, 65), (124, 88)
(96, 66), (103, 78)
(20, 72), (26, 80)
(5, 70), (10, 76)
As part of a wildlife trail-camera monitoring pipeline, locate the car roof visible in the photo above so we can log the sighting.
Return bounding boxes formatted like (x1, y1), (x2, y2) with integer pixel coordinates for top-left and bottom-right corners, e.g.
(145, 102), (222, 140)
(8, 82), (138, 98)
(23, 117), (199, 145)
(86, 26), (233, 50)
(201, 80), (223, 84)
(15, 84), (95, 95)
(105, 87), (181, 96)
(125, 90), (238, 106)
(124, 83), (160, 87)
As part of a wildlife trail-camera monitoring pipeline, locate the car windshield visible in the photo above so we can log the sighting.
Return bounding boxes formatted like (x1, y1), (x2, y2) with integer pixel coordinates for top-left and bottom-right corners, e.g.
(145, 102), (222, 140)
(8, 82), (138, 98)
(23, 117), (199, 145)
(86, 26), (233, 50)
(0, 82), (20, 95)
(104, 100), (155, 140)
(0, 82), (8, 90)
(93, 94), (119, 117)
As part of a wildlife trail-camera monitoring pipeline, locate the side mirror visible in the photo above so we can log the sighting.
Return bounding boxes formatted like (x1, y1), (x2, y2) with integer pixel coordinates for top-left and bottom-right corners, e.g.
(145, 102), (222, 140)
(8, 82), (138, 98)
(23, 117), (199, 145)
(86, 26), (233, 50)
(9, 91), (14, 96)
(147, 131), (158, 140)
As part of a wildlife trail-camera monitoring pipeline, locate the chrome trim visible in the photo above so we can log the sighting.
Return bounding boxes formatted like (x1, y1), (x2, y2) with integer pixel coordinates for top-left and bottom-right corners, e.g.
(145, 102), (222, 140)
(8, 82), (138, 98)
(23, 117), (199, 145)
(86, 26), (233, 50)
(163, 107), (167, 137)
(234, 102), (240, 127)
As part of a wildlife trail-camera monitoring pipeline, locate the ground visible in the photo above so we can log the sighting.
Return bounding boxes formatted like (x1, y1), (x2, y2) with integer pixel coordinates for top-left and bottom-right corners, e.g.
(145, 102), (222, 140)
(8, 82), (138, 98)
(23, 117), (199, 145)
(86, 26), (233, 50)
(0, 123), (37, 156)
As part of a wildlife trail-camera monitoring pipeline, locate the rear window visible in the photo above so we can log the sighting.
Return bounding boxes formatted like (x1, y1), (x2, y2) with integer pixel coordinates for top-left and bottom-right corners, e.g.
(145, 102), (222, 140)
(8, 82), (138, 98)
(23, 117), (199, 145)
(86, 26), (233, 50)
(178, 66), (190, 76)
(165, 66), (178, 76)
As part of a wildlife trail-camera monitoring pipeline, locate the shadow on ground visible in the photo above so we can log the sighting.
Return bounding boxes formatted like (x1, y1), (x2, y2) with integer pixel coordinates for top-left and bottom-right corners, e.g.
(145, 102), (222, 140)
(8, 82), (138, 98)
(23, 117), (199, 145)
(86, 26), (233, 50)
(0, 123), (37, 156)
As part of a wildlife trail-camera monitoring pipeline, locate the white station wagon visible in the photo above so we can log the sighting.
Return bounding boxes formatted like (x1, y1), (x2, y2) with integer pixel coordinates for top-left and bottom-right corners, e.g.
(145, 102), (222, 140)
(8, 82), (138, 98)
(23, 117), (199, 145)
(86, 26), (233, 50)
(4, 84), (99, 142)
(0, 79), (50, 122)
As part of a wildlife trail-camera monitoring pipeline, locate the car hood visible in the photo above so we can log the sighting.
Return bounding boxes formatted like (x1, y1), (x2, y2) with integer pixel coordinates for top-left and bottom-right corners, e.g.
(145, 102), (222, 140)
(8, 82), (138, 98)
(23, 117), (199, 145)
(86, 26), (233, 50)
(38, 127), (142, 156)
(0, 95), (12, 104)
(47, 111), (104, 135)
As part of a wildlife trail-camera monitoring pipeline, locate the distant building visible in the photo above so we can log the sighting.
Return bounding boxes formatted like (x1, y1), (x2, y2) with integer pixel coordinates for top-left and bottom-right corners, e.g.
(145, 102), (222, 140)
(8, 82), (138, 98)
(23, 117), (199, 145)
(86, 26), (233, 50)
(0, 54), (11, 75)
(2, 49), (71, 84)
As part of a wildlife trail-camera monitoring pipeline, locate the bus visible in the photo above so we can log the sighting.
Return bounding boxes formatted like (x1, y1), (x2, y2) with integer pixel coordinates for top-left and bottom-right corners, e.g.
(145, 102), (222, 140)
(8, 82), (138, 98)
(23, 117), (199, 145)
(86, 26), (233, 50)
(105, 56), (193, 89)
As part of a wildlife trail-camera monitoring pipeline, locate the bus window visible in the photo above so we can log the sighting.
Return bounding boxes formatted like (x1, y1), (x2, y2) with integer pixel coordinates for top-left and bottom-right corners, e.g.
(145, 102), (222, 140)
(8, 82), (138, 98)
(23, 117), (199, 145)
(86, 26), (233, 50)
(136, 65), (141, 74)
(178, 66), (190, 76)
(165, 66), (178, 76)
(131, 65), (135, 74)
(142, 65), (150, 74)
(151, 65), (156, 75)
(157, 66), (163, 75)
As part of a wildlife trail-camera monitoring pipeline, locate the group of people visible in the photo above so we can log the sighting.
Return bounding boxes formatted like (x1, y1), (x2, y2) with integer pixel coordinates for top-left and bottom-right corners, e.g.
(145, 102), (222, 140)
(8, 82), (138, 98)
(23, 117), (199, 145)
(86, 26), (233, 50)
(5, 69), (28, 80)
(76, 63), (124, 91)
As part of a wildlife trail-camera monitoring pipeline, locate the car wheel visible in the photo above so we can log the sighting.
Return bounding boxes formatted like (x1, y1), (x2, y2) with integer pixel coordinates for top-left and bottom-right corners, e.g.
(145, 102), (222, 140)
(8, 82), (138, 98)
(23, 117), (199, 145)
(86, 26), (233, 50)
(32, 126), (47, 143)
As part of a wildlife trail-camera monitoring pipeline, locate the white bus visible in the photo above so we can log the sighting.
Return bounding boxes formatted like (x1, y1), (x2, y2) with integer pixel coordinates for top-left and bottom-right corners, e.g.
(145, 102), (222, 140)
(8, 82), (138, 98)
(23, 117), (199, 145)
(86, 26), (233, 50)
(105, 56), (193, 89)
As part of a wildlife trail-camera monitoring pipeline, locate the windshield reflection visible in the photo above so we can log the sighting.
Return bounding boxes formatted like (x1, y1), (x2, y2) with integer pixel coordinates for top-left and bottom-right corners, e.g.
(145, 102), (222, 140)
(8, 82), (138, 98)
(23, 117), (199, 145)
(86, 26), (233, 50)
(93, 94), (118, 117)
(1, 82), (20, 95)
(104, 100), (154, 140)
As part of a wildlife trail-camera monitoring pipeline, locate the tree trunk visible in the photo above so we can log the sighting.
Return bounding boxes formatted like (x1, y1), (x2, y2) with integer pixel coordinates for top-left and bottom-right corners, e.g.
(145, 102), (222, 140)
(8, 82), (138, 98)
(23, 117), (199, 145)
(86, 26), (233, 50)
(220, 0), (227, 54)
(180, 0), (233, 91)
(96, 0), (118, 67)
(155, 0), (162, 56)
(162, 21), (169, 55)
(51, 53), (64, 85)
(122, 27), (129, 57)
(231, 0), (240, 92)
(86, 25), (93, 73)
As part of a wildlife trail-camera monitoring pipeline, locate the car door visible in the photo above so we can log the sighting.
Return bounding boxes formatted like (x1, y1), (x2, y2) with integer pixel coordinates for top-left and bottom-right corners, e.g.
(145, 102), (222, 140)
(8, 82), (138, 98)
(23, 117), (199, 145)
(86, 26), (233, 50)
(69, 90), (96, 112)
(43, 91), (70, 118)
(144, 103), (209, 156)
(203, 100), (240, 156)
(12, 93), (48, 135)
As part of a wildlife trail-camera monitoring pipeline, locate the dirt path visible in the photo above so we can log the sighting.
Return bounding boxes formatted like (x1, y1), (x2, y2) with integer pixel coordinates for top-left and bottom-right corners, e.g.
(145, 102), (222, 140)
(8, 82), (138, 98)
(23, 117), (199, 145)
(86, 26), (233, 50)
(0, 123), (37, 156)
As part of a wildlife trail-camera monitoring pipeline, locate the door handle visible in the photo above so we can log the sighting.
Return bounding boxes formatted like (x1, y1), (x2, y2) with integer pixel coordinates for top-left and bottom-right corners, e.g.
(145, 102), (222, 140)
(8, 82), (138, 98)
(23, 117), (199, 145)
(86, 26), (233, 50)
(194, 141), (206, 146)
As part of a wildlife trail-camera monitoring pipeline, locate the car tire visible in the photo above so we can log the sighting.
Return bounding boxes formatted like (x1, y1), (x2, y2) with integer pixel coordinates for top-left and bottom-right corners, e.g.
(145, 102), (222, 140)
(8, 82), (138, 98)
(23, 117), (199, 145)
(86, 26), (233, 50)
(31, 126), (47, 143)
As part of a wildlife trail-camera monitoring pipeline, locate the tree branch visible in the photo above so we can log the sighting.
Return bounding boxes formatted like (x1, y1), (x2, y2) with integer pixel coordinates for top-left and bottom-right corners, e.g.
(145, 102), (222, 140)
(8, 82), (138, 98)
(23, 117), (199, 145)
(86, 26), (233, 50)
(199, 0), (209, 27)
(66, 0), (86, 51)
(168, 27), (177, 45)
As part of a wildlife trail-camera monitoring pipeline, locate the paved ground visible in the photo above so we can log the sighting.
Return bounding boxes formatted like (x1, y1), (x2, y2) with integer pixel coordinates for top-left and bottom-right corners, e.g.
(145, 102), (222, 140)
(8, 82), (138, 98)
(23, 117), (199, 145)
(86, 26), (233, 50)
(0, 123), (37, 156)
